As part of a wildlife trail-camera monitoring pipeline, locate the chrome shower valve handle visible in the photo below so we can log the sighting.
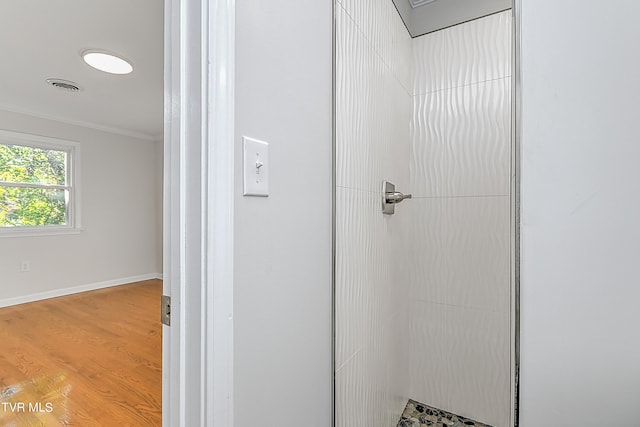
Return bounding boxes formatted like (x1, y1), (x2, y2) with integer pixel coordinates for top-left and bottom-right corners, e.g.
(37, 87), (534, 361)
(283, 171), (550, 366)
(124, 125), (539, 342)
(382, 181), (412, 215)
(385, 191), (412, 204)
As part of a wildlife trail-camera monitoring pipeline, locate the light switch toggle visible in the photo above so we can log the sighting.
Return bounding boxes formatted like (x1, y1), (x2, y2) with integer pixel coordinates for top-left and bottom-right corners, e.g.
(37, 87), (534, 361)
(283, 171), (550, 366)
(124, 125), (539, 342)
(243, 136), (269, 196)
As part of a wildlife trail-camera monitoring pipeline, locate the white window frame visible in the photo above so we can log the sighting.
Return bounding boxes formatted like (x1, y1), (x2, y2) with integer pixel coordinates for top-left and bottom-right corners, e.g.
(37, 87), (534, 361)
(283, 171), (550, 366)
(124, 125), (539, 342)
(0, 130), (81, 237)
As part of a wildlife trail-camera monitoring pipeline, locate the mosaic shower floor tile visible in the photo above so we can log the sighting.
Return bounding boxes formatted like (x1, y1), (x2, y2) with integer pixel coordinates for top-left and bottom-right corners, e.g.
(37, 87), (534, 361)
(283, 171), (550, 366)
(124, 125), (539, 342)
(397, 399), (493, 427)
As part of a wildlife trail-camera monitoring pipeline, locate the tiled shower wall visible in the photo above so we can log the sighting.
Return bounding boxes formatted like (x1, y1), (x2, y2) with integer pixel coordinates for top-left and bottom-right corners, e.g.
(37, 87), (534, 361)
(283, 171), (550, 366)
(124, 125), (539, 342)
(409, 11), (512, 427)
(336, 2), (512, 426)
(334, 0), (412, 425)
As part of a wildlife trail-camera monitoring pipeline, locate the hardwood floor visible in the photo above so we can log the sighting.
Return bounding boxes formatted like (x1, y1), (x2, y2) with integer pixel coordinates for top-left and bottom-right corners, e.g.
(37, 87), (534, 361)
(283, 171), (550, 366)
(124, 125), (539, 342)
(0, 280), (162, 426)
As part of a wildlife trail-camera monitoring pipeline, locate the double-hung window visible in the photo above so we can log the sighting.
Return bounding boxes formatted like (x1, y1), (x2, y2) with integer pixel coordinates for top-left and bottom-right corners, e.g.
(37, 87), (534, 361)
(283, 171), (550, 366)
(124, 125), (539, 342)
(0, 130), (81, 236)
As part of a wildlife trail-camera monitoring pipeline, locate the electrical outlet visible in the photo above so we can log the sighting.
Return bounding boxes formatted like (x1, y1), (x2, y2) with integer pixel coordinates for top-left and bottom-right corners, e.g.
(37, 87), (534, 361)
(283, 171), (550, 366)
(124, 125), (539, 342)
(20, 261), (31, 272)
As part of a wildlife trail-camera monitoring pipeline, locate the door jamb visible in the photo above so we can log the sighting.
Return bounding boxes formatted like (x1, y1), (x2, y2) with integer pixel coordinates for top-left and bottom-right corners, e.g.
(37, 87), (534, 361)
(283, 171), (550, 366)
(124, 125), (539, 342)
(511, 1), (522, 425)
(163, 0), (235, 425)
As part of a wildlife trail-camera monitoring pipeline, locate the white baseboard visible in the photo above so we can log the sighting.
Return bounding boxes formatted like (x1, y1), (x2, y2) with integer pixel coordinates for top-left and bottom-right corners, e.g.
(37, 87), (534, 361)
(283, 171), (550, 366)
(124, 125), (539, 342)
(0, 273), (164, 308)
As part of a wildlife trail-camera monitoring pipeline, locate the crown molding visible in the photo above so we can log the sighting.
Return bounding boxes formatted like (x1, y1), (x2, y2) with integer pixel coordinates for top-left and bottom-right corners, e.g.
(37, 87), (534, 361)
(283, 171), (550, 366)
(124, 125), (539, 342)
(0, 103), (158, 141)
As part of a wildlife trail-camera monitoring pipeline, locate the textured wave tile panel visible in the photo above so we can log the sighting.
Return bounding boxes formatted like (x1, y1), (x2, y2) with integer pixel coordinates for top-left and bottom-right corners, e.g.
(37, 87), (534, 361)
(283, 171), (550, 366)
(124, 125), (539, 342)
(335, 187), (381, 369)
(336, 5), (411, 193)
(335, 349), (368, 427)
(410, 78), (511, 197)
(335, 187), (411, 369)
(408, 301), (510, 427)
(336, 0), (413, 90)
(413, 10), (512, 95)
(385, 308), (411, 411)
(409, 196), (510, 312)
(336, 310), (410, 427)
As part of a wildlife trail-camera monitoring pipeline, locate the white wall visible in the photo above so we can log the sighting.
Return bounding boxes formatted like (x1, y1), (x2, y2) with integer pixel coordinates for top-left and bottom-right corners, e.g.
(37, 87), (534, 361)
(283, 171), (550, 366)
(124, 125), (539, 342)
(520, 1), (640, 424)
(334, 0), (413, 424)
(409, 12), (512, 426)
(233, 1), (333, 426)
(155, 139), (163, 272)
(0, 110), (162, 305)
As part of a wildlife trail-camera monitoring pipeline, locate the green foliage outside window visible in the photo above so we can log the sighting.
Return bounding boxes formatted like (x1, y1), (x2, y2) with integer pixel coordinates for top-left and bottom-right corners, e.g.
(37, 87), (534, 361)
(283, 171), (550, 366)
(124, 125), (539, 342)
(0, 144), (68, 227)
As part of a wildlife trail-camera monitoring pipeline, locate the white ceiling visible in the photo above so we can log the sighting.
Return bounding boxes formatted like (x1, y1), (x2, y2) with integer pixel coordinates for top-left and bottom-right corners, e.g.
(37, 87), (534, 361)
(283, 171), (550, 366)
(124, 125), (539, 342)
(0, 0), (163, 140)
(393, 0), (511, 37)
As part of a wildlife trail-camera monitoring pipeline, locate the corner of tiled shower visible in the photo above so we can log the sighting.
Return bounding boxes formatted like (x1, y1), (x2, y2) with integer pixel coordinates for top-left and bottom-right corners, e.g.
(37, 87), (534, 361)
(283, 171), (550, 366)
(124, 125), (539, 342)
(335, 0), (413, 424)
(335, 0), (512, 426)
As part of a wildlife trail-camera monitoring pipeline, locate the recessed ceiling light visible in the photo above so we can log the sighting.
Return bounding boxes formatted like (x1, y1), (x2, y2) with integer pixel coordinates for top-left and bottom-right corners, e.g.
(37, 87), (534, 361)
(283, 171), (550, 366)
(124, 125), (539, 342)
(82, 50), (133, 75)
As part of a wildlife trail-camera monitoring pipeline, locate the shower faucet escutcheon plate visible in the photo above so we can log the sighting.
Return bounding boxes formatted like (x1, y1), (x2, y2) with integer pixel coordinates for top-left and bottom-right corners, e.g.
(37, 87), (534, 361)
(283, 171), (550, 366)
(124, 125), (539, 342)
(382, 180), (412, 215)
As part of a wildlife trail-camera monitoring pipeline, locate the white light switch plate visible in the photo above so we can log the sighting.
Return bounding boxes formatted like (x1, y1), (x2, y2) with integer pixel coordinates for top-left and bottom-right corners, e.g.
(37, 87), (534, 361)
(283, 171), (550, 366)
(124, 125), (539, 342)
(243, 136), (269, 196)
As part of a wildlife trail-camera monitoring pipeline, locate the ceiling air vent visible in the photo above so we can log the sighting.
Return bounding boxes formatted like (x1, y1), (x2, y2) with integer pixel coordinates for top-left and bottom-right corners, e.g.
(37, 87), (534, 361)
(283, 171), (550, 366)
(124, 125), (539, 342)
(408, 0), (438, 8)
(46, 78), (81, 92)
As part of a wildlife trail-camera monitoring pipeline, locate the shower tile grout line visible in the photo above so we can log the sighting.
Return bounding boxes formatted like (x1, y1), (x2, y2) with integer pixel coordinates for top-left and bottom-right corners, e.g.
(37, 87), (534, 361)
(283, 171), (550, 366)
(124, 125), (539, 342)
(335, 307), (409, 373)
(336, 1), (413, 96)
(335, 346), (362, 373)
(336, 185), (509, 199)
(412, 297), (508, 314)
(412, 74), (512, 97)
(412, 194), (509, 199)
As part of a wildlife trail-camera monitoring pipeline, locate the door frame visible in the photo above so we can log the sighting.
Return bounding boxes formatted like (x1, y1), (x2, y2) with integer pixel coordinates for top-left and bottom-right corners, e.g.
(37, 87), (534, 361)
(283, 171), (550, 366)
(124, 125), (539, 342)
(511, 1), (522, 425)
(162, 0), (235, 426)
(163, 0), (521, 425)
